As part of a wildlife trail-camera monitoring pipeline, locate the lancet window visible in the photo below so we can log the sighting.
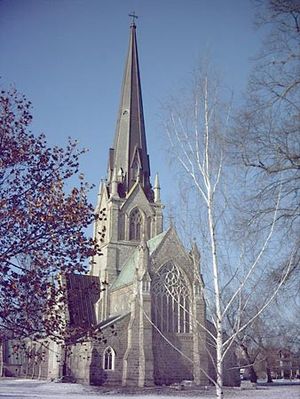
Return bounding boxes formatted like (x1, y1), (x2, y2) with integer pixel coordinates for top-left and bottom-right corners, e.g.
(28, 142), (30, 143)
(129, 208), (142, 241)
(151, 262), (191, 333)
(132, 160), (139, 181)
(103, 347), (115, 370)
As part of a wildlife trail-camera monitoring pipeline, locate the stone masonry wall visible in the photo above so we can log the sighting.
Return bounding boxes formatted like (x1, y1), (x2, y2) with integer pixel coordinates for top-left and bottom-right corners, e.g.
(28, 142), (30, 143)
(68, 315), (130, 386)
(152, 331), (194, 385)
(110, 284), (132, 315)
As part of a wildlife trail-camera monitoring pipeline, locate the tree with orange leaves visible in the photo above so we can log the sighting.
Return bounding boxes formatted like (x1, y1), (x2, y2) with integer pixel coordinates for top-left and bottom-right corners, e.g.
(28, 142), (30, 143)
(0, 87), (102, 341)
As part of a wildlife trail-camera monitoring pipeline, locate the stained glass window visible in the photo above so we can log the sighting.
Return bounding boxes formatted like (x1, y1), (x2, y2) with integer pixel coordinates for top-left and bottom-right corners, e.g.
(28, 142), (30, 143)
(151, 262), (191, 333)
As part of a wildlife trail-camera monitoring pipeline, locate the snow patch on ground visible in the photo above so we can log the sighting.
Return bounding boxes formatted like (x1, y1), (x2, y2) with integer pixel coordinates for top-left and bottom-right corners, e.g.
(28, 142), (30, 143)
(0, 378), (299, 399)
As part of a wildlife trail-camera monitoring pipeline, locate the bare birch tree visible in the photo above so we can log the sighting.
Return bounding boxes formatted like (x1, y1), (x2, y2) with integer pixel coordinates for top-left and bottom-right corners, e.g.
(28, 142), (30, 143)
(163, 61), (293, 398)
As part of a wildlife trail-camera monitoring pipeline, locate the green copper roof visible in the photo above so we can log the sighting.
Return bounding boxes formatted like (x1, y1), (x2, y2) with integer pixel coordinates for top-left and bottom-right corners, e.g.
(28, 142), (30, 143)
(147, 230), (167, 254)
(111, 250), (139, 290)
(111, 230), (167, 290)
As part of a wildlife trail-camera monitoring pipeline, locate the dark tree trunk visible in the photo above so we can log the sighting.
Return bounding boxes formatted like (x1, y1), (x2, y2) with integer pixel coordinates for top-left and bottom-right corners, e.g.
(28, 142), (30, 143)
(266, 367), (273, 383)
(241, 344), (258, 383)
(265, 356), (273, 383)
(249, 365), (258, 383)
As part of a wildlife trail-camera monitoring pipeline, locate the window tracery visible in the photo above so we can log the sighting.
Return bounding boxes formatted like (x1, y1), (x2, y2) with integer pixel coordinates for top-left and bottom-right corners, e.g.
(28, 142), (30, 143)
(103, 347), (115, 370)
(151, 262), (191, 333)
(129, 208), (142, 240)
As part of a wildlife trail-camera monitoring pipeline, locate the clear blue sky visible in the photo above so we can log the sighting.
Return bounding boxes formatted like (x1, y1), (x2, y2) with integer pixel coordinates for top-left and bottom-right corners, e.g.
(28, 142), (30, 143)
(0, 0), (264, 216)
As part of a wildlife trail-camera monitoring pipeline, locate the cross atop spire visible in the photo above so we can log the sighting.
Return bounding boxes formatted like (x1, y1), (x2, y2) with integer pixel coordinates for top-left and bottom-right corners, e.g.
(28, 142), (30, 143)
(129, 11), (138, 26)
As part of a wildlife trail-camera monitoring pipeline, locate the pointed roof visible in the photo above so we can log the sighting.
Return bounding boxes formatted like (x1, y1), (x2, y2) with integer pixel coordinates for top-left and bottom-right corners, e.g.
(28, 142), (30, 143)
(111, 230), (168, 290)
(108, 22), (152, 200)
(65, 274), (100, 327)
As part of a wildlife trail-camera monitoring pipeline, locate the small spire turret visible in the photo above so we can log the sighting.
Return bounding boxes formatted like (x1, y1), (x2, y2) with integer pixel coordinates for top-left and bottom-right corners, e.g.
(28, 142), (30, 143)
(191, 239), (201, 270)
(154, 173), (161, 203)
(111, 168), (119, 198)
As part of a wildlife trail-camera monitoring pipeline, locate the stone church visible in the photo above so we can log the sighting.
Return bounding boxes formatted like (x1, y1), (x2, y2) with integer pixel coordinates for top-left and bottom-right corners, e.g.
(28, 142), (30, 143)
(2, 21), (239, 387)
(67, 21), (210, 387)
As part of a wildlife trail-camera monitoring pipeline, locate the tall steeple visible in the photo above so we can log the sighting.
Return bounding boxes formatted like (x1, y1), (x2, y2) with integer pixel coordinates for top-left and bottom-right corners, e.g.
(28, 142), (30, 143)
(108, 21), (152, 200)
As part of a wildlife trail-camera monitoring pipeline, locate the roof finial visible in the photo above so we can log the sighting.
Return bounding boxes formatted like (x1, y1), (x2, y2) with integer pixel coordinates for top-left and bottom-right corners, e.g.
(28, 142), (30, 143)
(129, 11), (138, 26)
(167, 208), (175, 228)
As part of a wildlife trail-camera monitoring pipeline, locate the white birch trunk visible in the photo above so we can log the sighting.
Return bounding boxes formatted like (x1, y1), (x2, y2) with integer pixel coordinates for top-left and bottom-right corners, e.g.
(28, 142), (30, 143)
(208, 202), (223, 399)
(138, 280), (145, 387)
(164, 61), (290, 398)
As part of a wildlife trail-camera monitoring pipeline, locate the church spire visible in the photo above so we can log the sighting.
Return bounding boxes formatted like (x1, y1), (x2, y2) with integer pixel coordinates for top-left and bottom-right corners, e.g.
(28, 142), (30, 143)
(108, 21), (152, 200)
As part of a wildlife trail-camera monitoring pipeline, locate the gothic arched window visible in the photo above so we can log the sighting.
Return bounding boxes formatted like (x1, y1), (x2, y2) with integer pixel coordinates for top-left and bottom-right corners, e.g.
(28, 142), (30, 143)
(103, 347), (115, 371)
(151, 262), (191, 333)
(132, 160), (139, 181)
(129, 208), (142, 241)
